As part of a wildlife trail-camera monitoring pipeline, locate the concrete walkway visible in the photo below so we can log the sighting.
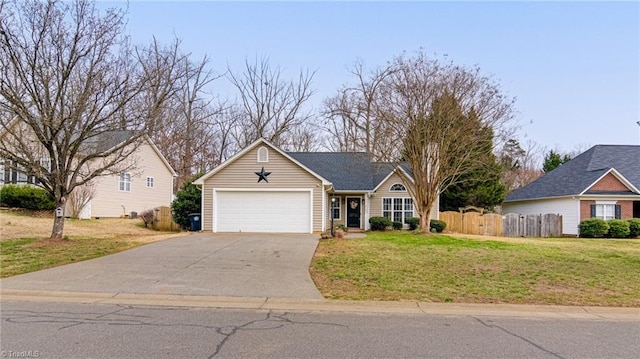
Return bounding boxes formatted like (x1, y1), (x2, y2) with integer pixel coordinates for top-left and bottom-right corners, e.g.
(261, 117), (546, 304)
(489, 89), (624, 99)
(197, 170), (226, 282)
(0, 232), (323, 299)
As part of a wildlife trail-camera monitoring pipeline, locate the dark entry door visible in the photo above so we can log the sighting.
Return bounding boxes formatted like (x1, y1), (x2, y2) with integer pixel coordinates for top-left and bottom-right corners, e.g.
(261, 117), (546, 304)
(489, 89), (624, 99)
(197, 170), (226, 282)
(346, 197), (361, 228)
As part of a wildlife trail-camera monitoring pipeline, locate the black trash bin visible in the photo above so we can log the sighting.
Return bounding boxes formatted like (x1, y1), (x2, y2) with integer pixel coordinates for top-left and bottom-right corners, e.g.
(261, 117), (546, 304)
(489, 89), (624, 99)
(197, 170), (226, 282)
(188, 213), (201, 231)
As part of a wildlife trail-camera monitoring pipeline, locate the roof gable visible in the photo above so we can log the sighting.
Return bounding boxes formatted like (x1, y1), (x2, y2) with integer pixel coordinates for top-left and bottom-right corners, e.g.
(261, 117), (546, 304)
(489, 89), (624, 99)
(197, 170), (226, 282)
(506, 145), (640, 202)
(143, 136), (177, 177)
(193, 138), (329, 185)
(582, 168), (638, 195)
(195, 139), (415, 190)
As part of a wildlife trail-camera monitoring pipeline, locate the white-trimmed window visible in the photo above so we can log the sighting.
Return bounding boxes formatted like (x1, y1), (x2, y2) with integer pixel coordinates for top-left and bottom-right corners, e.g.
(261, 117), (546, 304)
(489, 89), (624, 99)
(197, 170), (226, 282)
(146, 176), (154, 188)
(119, 173), (131, 192)
(390, 183), (407, 191)
(0, 159), (5, 184)
(257, 146), (269, 163)
(331, 197), (341, 220)
(383, 197), (414, 223)
(591, 202), (620, 220)
(33, 158), (51, 185)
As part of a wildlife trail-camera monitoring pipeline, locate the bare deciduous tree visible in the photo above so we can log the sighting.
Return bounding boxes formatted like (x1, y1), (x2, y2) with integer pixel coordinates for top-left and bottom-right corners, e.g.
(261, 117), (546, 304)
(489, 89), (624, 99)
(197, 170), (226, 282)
(0, 0), (183, 239)
(228, 57), (317, 150)
(150, 53), (226, 190)
(67, 182), (96, 219)
(323, 61), (397, 161)
(499, 138), (543, 191)
(379, 52), (516, 228)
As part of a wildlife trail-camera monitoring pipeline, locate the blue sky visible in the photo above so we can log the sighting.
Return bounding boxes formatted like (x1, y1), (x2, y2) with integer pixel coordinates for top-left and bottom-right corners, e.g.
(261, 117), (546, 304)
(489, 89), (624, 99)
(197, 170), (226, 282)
(109, 1), (639, 153)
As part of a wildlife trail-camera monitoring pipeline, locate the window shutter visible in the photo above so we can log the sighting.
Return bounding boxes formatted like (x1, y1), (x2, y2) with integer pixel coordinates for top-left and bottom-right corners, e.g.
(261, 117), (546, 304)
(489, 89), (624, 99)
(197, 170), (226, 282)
(590, 205), (596, 218)
(615, 205), (621, 219)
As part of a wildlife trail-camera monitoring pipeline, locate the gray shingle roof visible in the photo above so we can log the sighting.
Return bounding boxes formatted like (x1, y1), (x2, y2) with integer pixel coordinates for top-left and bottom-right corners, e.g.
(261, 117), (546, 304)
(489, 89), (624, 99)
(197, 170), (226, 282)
(287, 152), (403, 191)
(82, 130), (134, 153)
(505, 145), (640, 202)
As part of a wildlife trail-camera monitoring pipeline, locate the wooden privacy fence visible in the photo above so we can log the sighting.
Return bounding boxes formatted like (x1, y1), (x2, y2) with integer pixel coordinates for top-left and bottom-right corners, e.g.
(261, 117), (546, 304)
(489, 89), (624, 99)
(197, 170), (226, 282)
(502, 213), (562, 238)
(439, 211), (562, 237)
(440, 211), (502, 236)
(152, 206), (181, 231)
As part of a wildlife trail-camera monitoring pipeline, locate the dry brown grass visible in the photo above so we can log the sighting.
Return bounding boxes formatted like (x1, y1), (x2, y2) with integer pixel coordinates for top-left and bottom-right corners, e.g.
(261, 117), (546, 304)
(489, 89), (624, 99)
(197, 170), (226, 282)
(0, 210), (183, 243)
(0, 210), (188, 277)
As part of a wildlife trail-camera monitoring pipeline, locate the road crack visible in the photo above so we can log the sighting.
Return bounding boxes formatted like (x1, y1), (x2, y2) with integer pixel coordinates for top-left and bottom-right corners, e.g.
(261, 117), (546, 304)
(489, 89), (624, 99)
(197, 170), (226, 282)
(207, 311), (348, 358)
(3, 306), (347, 359)
(473, 317), (566, 359)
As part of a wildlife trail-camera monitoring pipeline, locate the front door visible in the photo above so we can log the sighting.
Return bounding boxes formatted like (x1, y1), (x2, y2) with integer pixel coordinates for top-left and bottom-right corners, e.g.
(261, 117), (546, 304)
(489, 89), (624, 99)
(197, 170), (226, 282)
(346, 197), (361, 228)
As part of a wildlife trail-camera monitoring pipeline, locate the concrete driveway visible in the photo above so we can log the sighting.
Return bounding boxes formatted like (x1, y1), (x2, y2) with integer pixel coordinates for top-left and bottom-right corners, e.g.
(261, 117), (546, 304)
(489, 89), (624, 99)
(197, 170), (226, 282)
(0, 233), (323, 299)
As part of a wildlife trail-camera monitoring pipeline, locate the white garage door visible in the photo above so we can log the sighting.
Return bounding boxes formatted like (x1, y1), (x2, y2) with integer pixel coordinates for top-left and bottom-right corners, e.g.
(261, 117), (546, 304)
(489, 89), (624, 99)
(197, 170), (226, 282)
(215, 190), (312, 233)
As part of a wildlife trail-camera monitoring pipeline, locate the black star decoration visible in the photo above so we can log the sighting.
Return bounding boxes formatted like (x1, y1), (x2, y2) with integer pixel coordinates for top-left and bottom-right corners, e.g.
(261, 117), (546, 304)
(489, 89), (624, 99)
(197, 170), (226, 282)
(255, 167), (271, 183)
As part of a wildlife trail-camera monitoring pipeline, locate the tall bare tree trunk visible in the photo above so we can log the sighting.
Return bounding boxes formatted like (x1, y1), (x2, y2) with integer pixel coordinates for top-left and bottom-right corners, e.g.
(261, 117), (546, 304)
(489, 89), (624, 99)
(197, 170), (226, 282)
(50, 197), (66, 239)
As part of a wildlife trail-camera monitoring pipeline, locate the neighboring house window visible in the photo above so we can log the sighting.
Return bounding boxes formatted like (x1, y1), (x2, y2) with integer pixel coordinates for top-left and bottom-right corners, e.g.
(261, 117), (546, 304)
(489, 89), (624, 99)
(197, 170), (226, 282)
(1, 158), (50, 185)
(257, 146), (269, 163)
(33, 158), (51, 186)
(331, 197), (341, 220)
(390, 183), (407, 191)
(146, 177), (154, 188)
(591, 202), (620, 220)
(383, 197), (414, 223)
(119, 173), (131, 192)
(0, 159), (5, 184)
(15, 163), (28, 183)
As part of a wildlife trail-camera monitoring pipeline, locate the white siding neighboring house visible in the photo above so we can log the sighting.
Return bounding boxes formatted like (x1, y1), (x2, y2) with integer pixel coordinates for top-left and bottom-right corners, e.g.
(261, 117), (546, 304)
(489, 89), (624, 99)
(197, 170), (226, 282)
(502, 197), (580, 236)
(194, 138), (439, 234)
(503, 145), (640, 236)
(81, 139), (176, 218)
(0, 130), (176, 219)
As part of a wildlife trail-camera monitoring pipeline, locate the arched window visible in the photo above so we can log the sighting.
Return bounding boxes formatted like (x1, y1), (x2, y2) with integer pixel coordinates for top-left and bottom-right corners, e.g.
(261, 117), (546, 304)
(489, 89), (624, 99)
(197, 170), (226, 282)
(257, 146), (269, 163)
(389, 183), (406, 191)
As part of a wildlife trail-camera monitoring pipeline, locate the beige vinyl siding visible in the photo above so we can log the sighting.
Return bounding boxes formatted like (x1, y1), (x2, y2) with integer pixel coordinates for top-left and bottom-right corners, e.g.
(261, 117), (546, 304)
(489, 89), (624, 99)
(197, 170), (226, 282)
(89, 142), (174, 217)
(325, 194), (368, 230)
(370, 173), (438, 221)
(202, 146), (323, 232)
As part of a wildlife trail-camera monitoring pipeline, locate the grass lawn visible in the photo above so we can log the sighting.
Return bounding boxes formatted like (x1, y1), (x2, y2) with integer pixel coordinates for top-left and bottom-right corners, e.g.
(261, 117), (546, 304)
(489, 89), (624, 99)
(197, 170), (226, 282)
(0, 211), (183, 278)
(311, 232), (640, 307)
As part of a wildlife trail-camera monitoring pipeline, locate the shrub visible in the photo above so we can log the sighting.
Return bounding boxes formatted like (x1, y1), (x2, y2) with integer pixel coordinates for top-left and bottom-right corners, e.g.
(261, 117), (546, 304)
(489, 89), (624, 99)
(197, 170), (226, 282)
(405, 217), (420, 230)
(0, 184), (55, 210)
(392, 221), (403, 230)
(607, 219), (630, 238)
(579, 218), (609, 238)
(369, 216), (392, 231)
(628, 218), (640, 238)
(171, 182), (201, 229)
(336, 224), (348, 232)
(139, 209), (155, 228)
(430, 219), (447, 233)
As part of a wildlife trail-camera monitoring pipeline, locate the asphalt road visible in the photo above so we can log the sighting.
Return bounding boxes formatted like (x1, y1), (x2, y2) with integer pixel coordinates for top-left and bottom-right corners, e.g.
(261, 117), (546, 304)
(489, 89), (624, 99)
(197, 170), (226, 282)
(2, 300), (638, 359)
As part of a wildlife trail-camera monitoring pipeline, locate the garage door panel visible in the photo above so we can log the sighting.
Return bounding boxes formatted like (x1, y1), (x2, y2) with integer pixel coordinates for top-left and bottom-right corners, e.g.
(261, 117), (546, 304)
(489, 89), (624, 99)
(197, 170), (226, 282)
(215, 191), (311, 233)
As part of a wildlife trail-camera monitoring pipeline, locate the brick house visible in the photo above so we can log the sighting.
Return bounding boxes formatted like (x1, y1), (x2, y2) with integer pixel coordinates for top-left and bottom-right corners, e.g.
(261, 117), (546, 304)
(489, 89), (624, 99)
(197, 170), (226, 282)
(502, 145), (640, 236)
